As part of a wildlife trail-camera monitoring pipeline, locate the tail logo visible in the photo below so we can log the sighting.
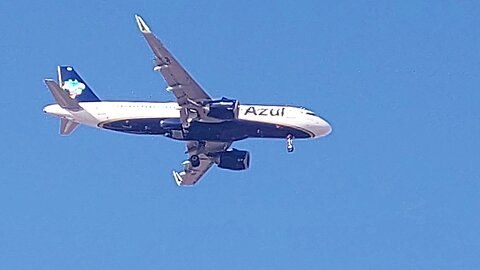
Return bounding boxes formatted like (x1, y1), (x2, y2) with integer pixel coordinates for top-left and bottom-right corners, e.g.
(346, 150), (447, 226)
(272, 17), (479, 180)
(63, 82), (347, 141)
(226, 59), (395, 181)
(62, 79), (86, 99)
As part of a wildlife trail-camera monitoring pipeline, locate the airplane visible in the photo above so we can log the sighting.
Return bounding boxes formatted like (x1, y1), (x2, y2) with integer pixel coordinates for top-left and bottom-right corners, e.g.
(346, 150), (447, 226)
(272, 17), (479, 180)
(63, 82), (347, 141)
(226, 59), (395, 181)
(43, 15), (332, 186)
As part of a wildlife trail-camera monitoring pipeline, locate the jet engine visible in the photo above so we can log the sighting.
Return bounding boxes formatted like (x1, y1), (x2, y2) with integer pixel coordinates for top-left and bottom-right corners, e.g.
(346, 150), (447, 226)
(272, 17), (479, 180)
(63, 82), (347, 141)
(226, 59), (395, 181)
(204, 97), (239, 120)
(216, 149), (250, 171)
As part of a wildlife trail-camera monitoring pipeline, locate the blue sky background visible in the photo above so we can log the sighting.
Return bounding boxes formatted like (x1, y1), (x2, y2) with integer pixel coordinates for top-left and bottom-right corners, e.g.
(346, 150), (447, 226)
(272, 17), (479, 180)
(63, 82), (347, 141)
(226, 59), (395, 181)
(1, 0), (479, 269)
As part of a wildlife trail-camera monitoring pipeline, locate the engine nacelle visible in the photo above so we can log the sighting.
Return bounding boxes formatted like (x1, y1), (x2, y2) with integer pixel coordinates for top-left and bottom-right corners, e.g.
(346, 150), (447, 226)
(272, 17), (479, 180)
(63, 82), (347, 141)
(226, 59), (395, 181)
(216, 149), (250, 171)
(204, 97), (239, 120)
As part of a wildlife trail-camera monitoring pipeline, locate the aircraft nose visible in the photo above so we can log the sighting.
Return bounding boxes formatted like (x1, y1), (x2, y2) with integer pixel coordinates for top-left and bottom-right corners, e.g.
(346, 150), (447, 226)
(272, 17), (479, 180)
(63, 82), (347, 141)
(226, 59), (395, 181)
(43, 105), (53, 114)
(313, 117), (332, 137)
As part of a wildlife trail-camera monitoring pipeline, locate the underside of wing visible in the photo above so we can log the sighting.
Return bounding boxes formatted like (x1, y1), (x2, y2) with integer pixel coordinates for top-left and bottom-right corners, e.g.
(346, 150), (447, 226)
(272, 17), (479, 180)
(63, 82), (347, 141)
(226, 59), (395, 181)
(135, 15), (211, 106)
(172, 153), (214, 186)
(173, 141), (231, 186)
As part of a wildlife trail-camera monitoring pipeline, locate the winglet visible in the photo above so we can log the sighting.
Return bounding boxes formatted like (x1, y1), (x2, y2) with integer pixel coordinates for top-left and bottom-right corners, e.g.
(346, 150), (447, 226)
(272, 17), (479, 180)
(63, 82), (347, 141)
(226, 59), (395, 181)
(135, 14), (151, 33)
(172, 171), (184, 186)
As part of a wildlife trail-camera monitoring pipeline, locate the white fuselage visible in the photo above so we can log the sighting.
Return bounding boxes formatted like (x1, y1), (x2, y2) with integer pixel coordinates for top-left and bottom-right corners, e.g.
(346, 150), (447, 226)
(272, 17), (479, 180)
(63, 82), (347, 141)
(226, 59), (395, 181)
(44, 102), (331, 139)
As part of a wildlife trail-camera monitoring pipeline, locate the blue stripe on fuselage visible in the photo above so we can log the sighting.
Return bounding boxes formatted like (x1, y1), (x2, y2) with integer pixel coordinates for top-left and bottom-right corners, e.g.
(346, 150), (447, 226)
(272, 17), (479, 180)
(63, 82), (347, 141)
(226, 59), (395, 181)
(100, 118), (311, 141)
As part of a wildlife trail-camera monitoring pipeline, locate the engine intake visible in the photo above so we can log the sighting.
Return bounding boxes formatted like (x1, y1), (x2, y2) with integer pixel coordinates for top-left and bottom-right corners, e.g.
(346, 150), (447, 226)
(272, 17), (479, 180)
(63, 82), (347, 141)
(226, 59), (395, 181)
(216, 149), (250, 171)
(204, 97), (239, 120)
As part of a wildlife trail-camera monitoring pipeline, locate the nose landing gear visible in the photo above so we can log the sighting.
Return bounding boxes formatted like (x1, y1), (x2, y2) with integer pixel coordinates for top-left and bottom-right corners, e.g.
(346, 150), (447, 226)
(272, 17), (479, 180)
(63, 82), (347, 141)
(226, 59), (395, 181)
(287, 134), (294, 153)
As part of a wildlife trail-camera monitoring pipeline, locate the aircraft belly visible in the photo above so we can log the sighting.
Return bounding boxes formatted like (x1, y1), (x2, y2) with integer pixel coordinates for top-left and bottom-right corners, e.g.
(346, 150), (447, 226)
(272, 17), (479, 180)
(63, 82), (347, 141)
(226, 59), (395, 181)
(100, 118), (311, 141)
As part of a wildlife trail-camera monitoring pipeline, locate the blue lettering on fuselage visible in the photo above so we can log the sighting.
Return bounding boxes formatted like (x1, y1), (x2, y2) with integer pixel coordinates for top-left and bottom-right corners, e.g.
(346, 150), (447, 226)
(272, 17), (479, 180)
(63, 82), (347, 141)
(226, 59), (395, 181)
(244, 106), (285, 117)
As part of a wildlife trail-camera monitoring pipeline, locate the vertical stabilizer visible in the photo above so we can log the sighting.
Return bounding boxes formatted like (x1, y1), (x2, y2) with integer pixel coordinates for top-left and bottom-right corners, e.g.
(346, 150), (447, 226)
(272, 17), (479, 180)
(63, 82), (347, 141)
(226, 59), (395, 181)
(57, 66), (100, 102)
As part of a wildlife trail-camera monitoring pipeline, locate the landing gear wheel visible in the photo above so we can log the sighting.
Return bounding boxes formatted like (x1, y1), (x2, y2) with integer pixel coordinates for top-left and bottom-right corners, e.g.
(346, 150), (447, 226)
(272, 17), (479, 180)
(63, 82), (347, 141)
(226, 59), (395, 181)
(190, 155), (200, 167)
(287, 145), (294, 153)
(287, 134), (294, 153)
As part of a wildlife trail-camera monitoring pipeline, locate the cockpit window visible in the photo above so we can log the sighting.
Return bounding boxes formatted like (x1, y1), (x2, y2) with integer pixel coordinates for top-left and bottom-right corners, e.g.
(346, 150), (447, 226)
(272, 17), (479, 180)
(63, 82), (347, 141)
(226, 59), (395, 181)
(299, 107), (316, 116)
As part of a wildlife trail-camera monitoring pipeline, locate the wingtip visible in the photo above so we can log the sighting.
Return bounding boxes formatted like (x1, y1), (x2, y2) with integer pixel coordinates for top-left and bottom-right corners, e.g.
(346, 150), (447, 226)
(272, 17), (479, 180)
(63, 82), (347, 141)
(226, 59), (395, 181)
(135, 14), (151, 33)
(172, 171), (183, 186)
(44, 78), (58, 87)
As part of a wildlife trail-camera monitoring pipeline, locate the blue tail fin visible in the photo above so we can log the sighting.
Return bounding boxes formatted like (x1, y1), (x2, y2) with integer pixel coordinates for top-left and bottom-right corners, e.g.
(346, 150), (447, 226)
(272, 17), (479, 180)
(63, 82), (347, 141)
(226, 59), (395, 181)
(57, 66), (100, 102)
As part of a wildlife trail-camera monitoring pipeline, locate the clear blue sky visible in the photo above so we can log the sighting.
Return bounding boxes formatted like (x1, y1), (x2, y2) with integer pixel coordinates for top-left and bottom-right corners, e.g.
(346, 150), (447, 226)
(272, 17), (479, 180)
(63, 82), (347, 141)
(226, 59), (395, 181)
(1, 1), (479, 269)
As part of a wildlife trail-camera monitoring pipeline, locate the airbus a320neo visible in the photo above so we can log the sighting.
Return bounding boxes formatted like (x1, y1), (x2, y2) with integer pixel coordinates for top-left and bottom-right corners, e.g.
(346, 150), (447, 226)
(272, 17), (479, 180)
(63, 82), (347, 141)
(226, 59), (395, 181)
(43, 15), (332, 186)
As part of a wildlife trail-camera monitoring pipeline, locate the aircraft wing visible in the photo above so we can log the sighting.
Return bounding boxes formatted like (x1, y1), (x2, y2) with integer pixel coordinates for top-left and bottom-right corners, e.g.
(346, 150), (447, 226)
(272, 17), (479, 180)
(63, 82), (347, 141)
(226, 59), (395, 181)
(173, 141), (230, 186)
(135, 15), (211, 108)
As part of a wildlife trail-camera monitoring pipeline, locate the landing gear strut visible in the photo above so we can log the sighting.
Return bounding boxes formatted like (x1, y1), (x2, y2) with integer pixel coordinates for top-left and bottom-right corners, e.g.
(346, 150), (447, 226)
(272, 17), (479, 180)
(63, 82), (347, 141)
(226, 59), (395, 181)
(287, 134), (294, 153)
(180, 108), (198, 130)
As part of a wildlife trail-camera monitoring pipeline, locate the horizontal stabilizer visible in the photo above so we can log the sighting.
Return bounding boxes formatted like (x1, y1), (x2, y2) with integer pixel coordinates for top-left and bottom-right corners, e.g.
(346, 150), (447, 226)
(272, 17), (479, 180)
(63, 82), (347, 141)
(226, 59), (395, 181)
(44, 79), (83, 112)
(60, 118), (79, 136)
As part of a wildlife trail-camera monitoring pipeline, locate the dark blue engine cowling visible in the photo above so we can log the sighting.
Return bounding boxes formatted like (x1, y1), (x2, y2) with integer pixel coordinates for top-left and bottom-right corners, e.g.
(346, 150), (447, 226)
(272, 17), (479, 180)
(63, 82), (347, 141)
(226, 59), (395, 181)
(217, 149), (250, 171)
(205, 98), (239, 120)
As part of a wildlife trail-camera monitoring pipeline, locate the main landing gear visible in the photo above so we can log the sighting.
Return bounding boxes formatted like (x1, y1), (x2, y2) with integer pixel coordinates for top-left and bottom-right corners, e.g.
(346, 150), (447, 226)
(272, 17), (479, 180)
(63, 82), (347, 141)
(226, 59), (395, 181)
(287, 134), (294, 153)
